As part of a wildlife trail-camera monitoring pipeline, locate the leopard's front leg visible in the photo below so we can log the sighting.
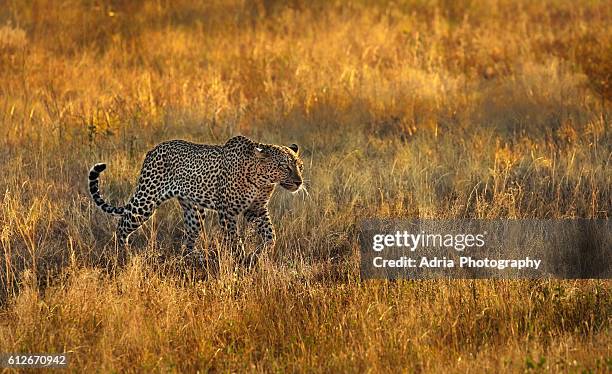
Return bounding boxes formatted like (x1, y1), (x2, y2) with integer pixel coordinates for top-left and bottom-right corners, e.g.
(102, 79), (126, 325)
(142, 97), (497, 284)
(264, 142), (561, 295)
(217, 210), (245, 260)
(244, 207), (276, 267)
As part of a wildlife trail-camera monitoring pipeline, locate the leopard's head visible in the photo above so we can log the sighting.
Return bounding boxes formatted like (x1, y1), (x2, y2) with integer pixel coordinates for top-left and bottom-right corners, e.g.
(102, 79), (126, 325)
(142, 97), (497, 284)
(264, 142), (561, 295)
(255, 143), (304, 192)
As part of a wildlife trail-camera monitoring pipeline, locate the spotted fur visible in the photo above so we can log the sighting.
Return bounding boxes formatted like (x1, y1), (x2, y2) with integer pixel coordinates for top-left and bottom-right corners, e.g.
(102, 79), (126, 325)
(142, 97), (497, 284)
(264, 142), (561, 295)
(88, 135), (304, 256)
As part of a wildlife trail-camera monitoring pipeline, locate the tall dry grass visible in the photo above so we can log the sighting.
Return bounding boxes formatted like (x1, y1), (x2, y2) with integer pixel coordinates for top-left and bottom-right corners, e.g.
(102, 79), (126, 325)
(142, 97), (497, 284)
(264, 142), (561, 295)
(0, 0), (610, 372)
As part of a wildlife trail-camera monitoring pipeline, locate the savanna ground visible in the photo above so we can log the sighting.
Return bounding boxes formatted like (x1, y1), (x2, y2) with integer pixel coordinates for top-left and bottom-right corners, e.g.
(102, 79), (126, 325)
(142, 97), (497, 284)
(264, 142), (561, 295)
(0, 0), (610, 372)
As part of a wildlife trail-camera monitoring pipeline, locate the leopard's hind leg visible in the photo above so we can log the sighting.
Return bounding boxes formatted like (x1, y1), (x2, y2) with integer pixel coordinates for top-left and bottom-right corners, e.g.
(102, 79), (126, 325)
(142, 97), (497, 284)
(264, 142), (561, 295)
(116, 185), (172, 247)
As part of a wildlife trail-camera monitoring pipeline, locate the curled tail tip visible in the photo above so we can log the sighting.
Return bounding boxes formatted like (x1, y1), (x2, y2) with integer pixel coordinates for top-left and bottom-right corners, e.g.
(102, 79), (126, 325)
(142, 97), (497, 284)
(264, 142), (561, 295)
(87, 162), (123, 216)
(89, 163), (107, 180)
(93, 163), (107, 172)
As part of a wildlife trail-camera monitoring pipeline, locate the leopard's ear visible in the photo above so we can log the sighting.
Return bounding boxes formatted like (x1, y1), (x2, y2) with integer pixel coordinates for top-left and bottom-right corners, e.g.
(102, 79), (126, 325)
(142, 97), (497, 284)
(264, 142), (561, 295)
(289, 143), (299, 153)
(254, 146), (266, 158)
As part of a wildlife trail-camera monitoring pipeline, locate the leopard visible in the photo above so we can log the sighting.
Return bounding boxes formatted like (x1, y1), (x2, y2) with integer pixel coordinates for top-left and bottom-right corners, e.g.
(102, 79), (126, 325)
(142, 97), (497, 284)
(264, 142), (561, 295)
(87, 135), (304, 261)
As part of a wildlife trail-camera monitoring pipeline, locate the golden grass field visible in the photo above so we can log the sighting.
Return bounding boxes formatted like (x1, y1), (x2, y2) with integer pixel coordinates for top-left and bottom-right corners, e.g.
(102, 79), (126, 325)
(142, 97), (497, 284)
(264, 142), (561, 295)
(0, 0), (610, 372)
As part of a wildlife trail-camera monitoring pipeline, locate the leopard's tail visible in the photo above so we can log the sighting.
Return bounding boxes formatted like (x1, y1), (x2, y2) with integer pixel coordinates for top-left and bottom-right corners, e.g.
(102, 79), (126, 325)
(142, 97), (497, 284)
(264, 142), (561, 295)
(88, 163), (125, 217)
